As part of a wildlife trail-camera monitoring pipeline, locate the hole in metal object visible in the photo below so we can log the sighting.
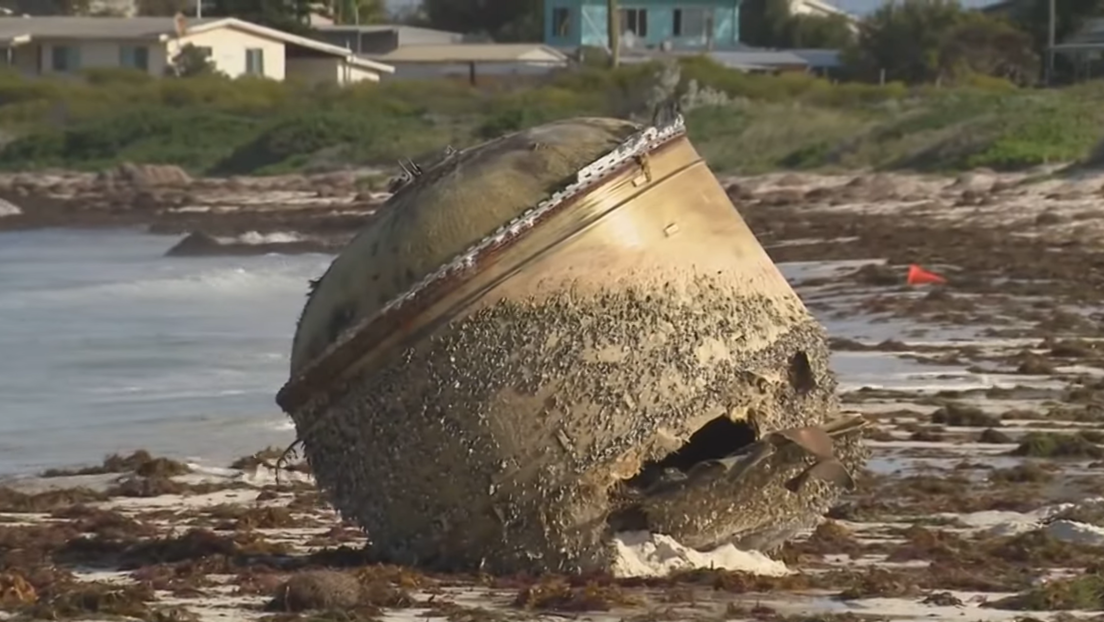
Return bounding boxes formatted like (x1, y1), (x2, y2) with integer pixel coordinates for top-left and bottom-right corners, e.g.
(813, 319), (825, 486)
(623, 416), (758, 494)
(608, 416), (758, 532)
(788, 351), (816, 395)
(607, 505), (649, 532)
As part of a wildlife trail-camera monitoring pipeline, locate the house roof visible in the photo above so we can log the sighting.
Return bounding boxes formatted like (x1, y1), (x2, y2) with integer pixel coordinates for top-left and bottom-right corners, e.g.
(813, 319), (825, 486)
(368, 43), (568, 64)
(978, 0), (1014, 12)
(708, 49), (810, 68)
(0, 16), (395, 73)
(788, 48), (843, 68)
(611, 46), (815, 71)
(0, 16), (216, 41)
(187, 18), (394, 73)
(1055, 16), (1104, 47)
(314, 23), (462, 37)
(794, 0), (854, 19)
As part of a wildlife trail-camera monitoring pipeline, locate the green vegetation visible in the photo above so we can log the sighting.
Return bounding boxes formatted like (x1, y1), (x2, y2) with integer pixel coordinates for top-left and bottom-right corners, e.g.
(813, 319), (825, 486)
(1010, 431), (1104, 459)
(4, 59), (1104, 176)
(987, 571), (1104, 610)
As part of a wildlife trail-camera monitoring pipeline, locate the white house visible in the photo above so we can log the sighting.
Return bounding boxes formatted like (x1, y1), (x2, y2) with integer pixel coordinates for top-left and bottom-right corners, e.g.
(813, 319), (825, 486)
(0, 15), (395, 84)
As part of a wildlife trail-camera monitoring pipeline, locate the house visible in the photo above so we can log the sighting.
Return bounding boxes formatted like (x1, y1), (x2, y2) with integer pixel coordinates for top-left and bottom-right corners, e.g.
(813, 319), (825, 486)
(303, 23), (566, 84)
(308, 23), (465, 55)
(612, 44), (841, 74)
(1052, 17), (1104, 81)
(0, 0), (138, 15)
(790, 48), (842, 73)
(364, 43), (569, 83)
(543, 0), (855, 51)
(616, 46), (803, 72)
(0, 16), (395, 84)
(544, 0), (742, 51)
(707, 48), (811, 72)
(789, 0), (852, 19)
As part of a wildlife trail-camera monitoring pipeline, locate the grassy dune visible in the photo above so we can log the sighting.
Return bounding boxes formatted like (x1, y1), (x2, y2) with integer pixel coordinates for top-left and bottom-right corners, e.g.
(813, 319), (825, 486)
(1, 62), (1103, 176)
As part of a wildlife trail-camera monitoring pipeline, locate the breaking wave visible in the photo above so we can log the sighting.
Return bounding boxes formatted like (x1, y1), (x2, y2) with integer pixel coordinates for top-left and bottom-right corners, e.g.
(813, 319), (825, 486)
(233, 231), (305, 245)
(1, 263), (326, 310)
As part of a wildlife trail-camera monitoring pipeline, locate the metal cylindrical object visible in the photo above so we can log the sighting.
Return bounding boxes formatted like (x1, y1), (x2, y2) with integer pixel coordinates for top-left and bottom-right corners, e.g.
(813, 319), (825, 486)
(278, 116), (867, 574)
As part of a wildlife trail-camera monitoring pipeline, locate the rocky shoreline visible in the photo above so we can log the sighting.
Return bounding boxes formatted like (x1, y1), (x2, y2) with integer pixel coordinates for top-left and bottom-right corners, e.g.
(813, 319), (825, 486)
(0, 163), (388, 256)
(3, 162), (1102, 259)
(4, 165), (1104, 619)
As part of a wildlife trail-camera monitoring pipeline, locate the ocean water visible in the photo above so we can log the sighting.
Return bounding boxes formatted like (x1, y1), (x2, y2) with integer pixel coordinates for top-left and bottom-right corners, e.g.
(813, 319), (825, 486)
(0, 229), (331, 475)
(0, 229), (984, 477)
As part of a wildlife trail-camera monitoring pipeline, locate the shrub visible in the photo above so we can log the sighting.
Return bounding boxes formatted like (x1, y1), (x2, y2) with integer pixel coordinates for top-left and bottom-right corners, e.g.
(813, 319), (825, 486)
(0, 66), (1099, 176)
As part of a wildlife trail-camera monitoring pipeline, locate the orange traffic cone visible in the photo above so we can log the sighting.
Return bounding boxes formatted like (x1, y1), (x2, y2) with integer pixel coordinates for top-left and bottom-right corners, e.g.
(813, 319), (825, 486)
(907, 264), (945, 286)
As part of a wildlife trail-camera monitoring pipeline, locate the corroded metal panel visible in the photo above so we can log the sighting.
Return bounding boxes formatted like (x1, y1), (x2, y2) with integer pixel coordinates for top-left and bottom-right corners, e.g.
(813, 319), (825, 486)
(278, 115), (868, 574)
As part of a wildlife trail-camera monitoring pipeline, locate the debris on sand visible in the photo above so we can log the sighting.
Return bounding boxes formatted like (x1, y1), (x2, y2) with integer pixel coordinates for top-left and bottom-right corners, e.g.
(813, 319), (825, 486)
(931, 403), (1001, 427)
(269, 571), (364, 612)
(1011, 432), (1104, 459)
(41, 450), (190, 479)
(277, 115), (868, 574)
(986, 571), (1104, 611)
(514, 579), (641, 612)
(0, 487), (108, 513)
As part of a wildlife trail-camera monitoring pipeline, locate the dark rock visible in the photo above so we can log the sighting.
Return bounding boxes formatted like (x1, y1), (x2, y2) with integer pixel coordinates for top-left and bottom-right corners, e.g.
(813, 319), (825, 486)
(166, 231), (340, 257)
(101, 163), (191, 187)
(166, 231), (222, 256)
(978, 428), (1013, 444)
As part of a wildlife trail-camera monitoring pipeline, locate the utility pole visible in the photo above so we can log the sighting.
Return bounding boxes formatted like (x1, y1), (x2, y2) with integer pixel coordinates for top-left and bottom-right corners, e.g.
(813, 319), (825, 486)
(1046, 0), (1056, 86)
(608, 0), (620, 67)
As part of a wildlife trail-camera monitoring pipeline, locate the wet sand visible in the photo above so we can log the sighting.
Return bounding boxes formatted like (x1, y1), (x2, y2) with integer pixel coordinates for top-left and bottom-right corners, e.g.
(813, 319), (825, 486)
(3, 168), (1104, 621)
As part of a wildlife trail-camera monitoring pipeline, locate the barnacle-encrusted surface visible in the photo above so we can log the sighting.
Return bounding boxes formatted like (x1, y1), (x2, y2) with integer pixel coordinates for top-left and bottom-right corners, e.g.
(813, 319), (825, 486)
(281, 117), (868, 575)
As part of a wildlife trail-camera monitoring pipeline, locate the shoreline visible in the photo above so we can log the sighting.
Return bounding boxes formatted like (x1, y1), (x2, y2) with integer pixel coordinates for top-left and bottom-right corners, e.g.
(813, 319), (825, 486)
(3, 165), (1104, 620)
(0, 164), (387, 257)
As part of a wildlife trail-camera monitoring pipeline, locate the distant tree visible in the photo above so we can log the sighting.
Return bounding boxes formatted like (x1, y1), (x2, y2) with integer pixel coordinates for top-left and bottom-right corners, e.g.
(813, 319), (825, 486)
(136, 0), (189, 15)
(52, 0), (91, 14)
(844, 0), (967, 83)
(845, 0), (1039, 84)
(938, 12), (1039, 84)
(741, 0), (855, 49)
(739, 0), (794, 47)
(783, 13), (855, 48)
(208, 0), (314, 33)
(322, 0), (386, 24)
(168, 42), (221, 77)
(421, 0), (541, 41)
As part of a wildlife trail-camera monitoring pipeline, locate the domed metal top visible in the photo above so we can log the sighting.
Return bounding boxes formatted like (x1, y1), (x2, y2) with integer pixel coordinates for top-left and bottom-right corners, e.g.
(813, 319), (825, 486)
(289, 116), (678, 377)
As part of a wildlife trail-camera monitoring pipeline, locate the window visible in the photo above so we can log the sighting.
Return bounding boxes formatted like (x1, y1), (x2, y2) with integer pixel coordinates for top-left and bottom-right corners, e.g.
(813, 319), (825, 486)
(245, 47), (264, 75)
(619, 8), (648, 37)
(552, 7), (571, 37)
(673, 8), (710, 37)
(119, 45), (149, 71)
(50, 45), (80, 73)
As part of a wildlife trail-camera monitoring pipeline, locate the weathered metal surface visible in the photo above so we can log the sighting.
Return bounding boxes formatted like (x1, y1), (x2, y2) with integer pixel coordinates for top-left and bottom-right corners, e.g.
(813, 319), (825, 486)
(278, 116), (869, 574)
